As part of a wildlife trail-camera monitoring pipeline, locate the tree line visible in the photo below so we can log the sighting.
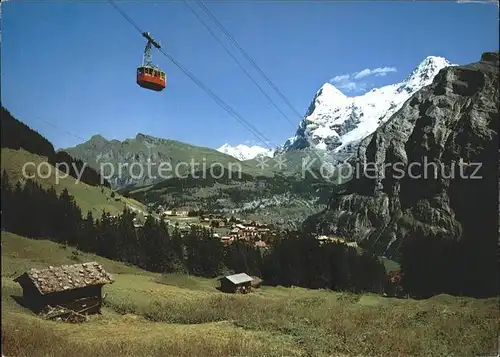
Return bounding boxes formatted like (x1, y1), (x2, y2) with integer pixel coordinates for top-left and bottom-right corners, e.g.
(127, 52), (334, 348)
(1, 107), (110, 188)
(1, 172), (387, 294)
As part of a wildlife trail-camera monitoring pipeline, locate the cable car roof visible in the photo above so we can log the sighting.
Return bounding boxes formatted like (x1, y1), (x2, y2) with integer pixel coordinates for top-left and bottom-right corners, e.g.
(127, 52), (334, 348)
(137, 65), (165, 72)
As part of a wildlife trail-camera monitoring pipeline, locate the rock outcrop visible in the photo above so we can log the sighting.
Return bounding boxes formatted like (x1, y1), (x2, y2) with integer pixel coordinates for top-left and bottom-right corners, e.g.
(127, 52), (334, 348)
(303, 52), (499, 259)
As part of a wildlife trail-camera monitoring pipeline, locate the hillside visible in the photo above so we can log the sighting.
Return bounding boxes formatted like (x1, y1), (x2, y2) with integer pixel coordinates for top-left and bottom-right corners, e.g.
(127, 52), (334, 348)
(0, 107), (146, 216)
(1, 148), (146, 217)
(1, 107), (111, 188)
(303, 52), (499, 296)
(63, 133), (275, 189)
(2, 231), (498, 357)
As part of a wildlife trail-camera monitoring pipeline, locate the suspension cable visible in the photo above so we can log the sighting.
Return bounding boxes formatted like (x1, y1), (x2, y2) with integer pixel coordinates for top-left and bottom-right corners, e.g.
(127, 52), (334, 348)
(183, 0), (295, 127)
(108, 0), (274, 150)
(195, 0), (304, 120)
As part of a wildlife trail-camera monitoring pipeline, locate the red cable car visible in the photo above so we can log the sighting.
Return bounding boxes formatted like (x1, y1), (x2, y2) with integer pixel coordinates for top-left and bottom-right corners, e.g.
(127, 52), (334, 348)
(137, 32), (166, 92)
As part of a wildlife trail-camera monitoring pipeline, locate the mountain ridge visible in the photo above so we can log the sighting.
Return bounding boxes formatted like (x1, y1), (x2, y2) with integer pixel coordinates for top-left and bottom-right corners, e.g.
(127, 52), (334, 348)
(63, 133), (276, 189)
(277, 56), (454, 156)
(303, 51), (499, 272)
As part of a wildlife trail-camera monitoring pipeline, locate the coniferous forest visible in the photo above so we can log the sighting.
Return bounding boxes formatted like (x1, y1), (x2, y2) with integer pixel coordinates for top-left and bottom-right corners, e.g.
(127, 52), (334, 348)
(0, 170), (387, 294)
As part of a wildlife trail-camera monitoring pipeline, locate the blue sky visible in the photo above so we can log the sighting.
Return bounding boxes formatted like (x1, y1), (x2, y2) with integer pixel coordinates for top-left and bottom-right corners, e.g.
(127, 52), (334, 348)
(2, 1), (498, 150)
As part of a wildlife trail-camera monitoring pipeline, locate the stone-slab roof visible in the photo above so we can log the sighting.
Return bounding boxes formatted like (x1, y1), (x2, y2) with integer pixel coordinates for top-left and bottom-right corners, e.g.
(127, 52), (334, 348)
(14, 262), (114, 295)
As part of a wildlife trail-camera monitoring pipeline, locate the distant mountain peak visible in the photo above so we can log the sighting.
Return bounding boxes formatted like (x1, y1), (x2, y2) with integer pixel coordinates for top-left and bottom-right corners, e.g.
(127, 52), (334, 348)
(217, 143), (274, 161)
(135, 133), (151, 140)
(318, 82), (347, 98)
(280, 55), (455, 154)
(402, 56), (454, 91)
(90, 134), (107, 141)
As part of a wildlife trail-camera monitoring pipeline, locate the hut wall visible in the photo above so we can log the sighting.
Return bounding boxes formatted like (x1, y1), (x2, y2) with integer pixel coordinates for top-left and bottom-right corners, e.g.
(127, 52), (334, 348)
(235, 282), (252, 293)
(42, 285), (103, 313)
(17, 275), (45, 312)
(219, 279), (237, 293)
(219, 279), (252, 293)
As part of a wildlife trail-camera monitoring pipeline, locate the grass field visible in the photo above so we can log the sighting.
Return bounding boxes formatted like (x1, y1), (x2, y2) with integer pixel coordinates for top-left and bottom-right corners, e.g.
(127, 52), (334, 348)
(1, 148), (146, 216)
(2, 231), (499, 357)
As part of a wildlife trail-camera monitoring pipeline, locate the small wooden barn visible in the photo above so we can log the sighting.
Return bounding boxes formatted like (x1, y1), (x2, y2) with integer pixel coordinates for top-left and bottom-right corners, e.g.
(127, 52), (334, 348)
(13, 262), (114, 314)
(219, 273), (253, 293)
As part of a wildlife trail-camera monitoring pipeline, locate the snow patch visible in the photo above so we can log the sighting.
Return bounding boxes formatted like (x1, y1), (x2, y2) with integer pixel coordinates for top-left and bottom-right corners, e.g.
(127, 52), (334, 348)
(217, 144), (275, 161)
(281, 56), (455, 154)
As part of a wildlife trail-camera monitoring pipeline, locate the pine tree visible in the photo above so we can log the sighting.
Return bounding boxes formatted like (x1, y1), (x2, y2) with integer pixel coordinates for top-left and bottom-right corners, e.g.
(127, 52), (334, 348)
(0, 170), (13, 232)
(78, 210), (97, 253)
(117, 208), (138, 264)
(139, 215), (171, 272)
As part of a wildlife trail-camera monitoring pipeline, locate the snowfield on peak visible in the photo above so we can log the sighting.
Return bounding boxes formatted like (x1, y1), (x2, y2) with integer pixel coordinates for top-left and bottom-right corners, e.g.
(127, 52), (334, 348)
(217, 143), (274, 161)
(281, 56), (455, 154)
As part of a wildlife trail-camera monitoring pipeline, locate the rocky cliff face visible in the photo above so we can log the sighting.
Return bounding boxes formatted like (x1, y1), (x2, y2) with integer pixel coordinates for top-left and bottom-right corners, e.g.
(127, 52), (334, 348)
(303, 52), (499, 258)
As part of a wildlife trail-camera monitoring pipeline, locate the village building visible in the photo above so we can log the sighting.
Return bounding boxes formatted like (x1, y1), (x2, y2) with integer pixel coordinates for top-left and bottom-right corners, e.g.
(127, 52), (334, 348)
(315, 235), (358, 248)
(13, 262), (114, 314)
(239, 235), (252, 242)
(132, 217), (144, 228)
(218, 273), (253, 293)
(254, 240), (268, 249)
(179, 225), (190, 234)
(316, 235), (341, 244)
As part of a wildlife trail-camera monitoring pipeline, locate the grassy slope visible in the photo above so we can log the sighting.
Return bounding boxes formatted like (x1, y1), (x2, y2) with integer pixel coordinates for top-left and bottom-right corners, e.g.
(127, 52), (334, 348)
(2, 231), (499, 357)
(1, 148), (146, 216)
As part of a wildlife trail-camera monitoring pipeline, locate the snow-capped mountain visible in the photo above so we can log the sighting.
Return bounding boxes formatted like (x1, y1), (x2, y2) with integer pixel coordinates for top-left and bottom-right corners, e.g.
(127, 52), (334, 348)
(280, 56), (454, 154)
(217, 143), (274, 161)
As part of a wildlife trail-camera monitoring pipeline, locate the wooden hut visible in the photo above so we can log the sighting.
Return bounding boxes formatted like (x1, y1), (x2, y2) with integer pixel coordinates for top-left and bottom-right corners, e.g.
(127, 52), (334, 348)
(219, 273), (253, 293)
(13, 262), (114, 314)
